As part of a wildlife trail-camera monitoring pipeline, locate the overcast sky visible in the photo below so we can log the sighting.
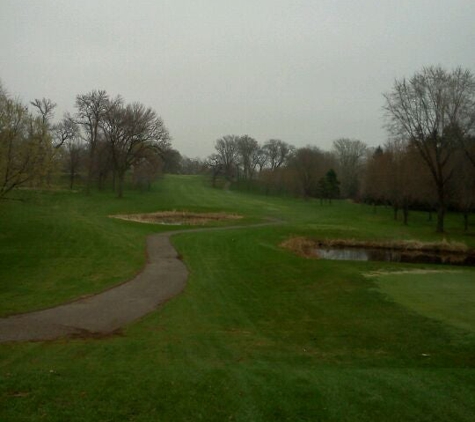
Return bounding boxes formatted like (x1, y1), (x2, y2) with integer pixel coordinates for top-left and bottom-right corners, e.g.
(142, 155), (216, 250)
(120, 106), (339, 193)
(1, 1), (474, 158)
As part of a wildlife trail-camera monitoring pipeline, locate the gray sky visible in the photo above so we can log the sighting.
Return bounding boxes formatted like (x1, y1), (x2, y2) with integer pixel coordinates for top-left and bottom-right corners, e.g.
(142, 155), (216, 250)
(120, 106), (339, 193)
(1, 0), (474, 158)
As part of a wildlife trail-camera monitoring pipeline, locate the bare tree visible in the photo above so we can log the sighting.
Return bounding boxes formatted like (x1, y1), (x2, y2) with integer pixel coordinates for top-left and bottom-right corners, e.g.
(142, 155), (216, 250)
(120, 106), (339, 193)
(162, 148), (182, 174)
(384, 140), (429, 225)
(52, 111), (83, 191)
(236, 135), (259, 180)
(451, 151), (475, 231)
(75, 90), (109, 194)
(383, 66), (475, 232)
(52, 113), (77, 149)
(207, 153), (224, 187)
(62, 132), (85, 190)
(289, 146), (326, 199)
(30, 98), (56, 126)
(213, 135), (239, 181)
(132, 147), (164, 191)
(102, 98), (170, 198)
(181, 156), (207, 175)
(332, 138), (367, 198)
(362, 146), (387, 207)
(262, 139), (294, 170)
(253, 146), (268, 174)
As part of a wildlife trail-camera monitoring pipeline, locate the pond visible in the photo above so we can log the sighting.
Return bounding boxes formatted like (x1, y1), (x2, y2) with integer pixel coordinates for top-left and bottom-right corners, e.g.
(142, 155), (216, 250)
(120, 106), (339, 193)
(315, 247), (475, 266)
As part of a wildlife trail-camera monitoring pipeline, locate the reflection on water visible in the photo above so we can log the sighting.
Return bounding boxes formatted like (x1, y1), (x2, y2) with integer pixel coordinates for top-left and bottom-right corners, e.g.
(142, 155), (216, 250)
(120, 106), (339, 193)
(315, 248), (474, 266)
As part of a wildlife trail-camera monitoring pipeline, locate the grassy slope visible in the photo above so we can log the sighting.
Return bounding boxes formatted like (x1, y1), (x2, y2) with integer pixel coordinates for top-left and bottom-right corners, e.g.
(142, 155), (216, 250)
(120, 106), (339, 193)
(1, 175), (475, 421)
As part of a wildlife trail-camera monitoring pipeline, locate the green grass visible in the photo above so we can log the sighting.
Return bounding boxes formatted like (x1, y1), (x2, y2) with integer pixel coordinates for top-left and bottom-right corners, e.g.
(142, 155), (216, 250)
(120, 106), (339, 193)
(1, 175), (475, 421)
(375, 271), (475, 333)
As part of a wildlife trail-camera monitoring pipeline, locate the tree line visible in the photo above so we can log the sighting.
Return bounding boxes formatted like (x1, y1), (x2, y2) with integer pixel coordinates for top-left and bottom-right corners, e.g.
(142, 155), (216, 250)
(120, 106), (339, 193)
(2, 65), (474, 232)
(0, 83), (173, 198)
(194, 66), (475, 233)
(203, 136), (366, 202)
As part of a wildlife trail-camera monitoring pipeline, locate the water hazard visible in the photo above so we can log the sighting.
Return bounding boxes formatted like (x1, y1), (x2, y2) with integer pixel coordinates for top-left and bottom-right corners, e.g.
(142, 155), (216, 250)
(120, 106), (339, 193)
(315, 247), (475, 266)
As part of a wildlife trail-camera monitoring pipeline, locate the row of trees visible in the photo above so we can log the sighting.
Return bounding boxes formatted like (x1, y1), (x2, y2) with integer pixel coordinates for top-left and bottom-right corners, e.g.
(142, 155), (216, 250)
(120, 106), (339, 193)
(207, 136), (293, 187)
(0, 83), (173, 198)
(201, 67), (475, 233)
(3, 65), (474, 232)
(383, 66), (475, 232)
(363, 140), (475, 230)
(204, 136), (366, 200)
(202, 130), (474, 232)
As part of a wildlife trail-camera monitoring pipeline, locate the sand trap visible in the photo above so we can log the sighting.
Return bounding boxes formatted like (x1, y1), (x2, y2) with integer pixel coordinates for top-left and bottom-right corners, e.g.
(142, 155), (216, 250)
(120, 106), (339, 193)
(110, 210), (243, 225)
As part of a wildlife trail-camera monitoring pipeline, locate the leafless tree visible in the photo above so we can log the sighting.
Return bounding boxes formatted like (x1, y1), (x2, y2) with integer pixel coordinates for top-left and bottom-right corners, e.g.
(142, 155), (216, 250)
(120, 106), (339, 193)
(102, 97), (170, 198)
(236, 135), (259, 180)
(451, 151), (475, 231)
(362, 146), (387, 207)
(383, 66), (475, 232)
(332, 138), (367, 198)
(384, 140), (429, 224)
(30, 98), (56, 126)
(262, 139), (294, 170)
(132, 148), (164, 191)
(253, 147), (268, 174)
(213, 135), (239, 181)
(289, 146), (327, 199)
(74, 90), (109, 194)
(61, 132), (85, 190)
(52, 113), (77, 149)
(181, 156), (207, 175)
(207, 153), (224, 187)
(162, 148), (182, 174)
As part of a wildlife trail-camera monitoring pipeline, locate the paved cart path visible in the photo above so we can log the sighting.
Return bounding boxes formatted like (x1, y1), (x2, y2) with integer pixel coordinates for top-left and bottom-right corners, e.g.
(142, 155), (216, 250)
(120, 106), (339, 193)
(0, 222), (280, 343)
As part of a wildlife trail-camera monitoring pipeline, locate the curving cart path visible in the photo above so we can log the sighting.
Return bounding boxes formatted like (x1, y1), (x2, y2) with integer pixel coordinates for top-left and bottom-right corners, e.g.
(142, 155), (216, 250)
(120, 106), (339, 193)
(0, 222), (279, 343)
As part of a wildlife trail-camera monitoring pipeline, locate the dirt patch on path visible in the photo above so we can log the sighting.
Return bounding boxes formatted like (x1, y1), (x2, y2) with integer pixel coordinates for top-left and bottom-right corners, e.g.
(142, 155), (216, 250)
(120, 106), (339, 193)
(0, 220), (280, 343)
(110, 210), (242, 225)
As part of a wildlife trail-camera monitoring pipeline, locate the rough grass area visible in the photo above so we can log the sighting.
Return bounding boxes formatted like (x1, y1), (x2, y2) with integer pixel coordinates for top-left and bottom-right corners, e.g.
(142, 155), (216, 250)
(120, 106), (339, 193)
(279, 236), (317, 258)
(110, 210), (243, 225)
(280, 236), (472, 259)
(280, 236), (475, 265)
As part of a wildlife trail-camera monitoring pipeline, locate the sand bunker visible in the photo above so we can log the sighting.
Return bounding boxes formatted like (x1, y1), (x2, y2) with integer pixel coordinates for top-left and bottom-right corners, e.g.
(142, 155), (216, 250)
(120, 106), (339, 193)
(110, 210), (243, 225)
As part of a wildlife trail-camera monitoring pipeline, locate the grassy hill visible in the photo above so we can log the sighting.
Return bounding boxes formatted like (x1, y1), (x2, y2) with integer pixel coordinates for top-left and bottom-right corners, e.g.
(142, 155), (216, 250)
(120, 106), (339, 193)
(1, 175), (474, 421)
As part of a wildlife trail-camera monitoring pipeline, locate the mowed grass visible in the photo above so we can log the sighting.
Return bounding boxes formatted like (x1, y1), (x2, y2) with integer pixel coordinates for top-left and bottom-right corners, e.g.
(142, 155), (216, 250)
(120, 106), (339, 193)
(1, 175), (475, 421)
(375, 271), (475, 333)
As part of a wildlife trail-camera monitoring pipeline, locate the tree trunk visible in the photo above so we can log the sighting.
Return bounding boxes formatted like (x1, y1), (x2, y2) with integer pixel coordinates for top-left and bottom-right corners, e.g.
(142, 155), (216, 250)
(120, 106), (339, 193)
(117, 173), (125, 198)
(85, 151), (94, 195)
(97, 172), (104, 191)
(393, 205), (399, 220)
(436, 206), (445, 233)
(403, 206), (409, 225)
(436, 187), (446, 233)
